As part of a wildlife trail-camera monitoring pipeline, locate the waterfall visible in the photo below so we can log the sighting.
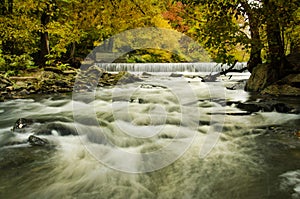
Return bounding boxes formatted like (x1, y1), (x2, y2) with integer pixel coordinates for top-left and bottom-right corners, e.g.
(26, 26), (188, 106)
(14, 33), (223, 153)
(96, 62), (247, 72)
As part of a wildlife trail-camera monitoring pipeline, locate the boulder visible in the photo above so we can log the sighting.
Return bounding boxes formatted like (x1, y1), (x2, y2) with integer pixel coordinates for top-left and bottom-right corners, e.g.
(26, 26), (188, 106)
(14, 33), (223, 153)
(12, 118), (34, 132)
(245, 63), (278, 92)
(202, 73), (219, 82)
(28, 135), (49, 146)
(261, 84), (300, 96)
(115, 71), (142, 84)
(245, 52), (300, 96)
(260, 73), (300, 96)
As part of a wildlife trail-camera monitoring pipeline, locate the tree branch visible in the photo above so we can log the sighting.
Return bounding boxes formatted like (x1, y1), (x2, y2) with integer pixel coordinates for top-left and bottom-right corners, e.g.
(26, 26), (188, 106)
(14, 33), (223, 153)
(130, 0), (145, 15)
(203, 60), (248, 82)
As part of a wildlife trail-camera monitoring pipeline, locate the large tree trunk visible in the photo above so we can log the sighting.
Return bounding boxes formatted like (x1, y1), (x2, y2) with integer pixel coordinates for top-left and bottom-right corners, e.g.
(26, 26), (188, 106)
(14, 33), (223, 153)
(264, 0), (286, 82)
(241, 2), (262, 73)
(246, 0), (287, 92)
(247, 12), (262, 73)
(264, 0), (284, 64)
(8, 0), (12, 13)
(38, 3), (51, 66)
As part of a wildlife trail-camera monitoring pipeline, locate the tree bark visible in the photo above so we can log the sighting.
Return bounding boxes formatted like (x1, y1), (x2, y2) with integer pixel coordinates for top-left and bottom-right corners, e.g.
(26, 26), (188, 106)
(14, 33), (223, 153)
(263, 0), (284, 64)
(247, 10), (262, 73)
(240, 1), (262, 73)
(69, 42), (76, 60)
(8, 0), (12, 14)
(39, 5), (51, 66)
(263, 0), (285, 82)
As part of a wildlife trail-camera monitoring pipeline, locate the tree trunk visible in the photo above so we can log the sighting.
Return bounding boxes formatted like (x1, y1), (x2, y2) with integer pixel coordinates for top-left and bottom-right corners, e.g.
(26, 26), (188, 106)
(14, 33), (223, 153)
(263, 0), (285, 81)
(240, 1), (262, 73)
(264, 0), (284, 64)
(39, 7), (50, 66)
(70, 42), (76, 60)
(247, 11), (262, 73)
(8, 0), (12, 13)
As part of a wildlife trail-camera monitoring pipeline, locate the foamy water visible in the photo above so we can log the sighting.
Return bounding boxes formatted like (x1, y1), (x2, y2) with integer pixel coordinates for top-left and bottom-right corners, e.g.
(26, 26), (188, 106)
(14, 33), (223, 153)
(0, 72), (299, 198)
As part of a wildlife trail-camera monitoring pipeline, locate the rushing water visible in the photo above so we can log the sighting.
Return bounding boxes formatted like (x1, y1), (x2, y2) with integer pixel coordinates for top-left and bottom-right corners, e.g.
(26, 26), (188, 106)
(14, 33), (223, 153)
(0, 69), (299, 199)
(97, 62), (247, 72)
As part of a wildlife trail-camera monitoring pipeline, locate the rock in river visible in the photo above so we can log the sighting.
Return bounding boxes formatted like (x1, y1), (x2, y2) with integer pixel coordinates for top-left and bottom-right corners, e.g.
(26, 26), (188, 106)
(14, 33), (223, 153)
(28, 135), (49, 146)
(12, 118), (34, 132)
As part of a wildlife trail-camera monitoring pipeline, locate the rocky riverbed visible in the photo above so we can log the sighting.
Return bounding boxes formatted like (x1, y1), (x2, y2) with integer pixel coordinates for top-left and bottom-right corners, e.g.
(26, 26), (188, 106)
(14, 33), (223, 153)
(0, 66), (142, 101)
(0, 69), (299, 198)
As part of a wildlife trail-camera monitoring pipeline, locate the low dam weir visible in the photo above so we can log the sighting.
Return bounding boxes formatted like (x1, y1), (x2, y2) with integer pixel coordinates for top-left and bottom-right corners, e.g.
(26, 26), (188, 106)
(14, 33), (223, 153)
(96, 62), (247, 72)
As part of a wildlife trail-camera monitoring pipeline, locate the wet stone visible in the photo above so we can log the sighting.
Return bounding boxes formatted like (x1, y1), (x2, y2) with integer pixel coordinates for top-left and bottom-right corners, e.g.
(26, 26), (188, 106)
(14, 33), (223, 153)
(28, 135), (49, 146)
(13, 118), (34, 132)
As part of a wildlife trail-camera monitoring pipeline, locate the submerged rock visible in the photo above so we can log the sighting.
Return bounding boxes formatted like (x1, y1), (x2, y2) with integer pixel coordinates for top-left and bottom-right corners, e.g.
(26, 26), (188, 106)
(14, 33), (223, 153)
(12, 118), (34, 132)
(9, 118), (79, 147)
(35, 123), (77, 136)
(141, 72), (152, 77)
(235, 101), (295, 114)
(237, 102), (268, 113)
(170, 73), (183, 77)
(140, 84), (167, 89)
(274, 103), (292, 113)
(13, 118), (76, 135)
(130, 98), (145, 104)
(28, 135), (49, 146)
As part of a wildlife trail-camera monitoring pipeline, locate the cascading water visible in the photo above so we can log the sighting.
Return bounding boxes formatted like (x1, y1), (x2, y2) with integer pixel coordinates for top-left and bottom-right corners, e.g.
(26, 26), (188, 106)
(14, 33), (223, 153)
(0, 67), (299, 199)
(96, 62), (247, 73)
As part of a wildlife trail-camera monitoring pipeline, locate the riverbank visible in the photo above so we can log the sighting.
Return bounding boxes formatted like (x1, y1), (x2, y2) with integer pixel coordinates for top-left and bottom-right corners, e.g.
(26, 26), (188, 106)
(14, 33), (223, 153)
(245, 53), (300, 96)
(0, 66), (142, 101)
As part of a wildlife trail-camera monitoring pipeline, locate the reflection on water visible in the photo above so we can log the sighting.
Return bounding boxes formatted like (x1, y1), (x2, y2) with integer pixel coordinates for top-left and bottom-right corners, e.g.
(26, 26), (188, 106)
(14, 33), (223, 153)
(0, 72), (299, 198)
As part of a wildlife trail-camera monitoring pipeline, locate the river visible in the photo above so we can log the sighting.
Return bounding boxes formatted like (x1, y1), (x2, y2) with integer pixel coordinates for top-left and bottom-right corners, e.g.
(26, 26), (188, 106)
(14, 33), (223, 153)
(0, 65), (299, 199)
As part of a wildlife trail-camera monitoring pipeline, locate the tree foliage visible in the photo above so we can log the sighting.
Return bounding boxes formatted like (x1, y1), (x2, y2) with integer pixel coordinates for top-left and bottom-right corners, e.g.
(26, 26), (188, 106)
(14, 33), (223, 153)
(164, 0), (300, 71)
(0, 0), (299, 73)
(0, 0), (173, 71)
